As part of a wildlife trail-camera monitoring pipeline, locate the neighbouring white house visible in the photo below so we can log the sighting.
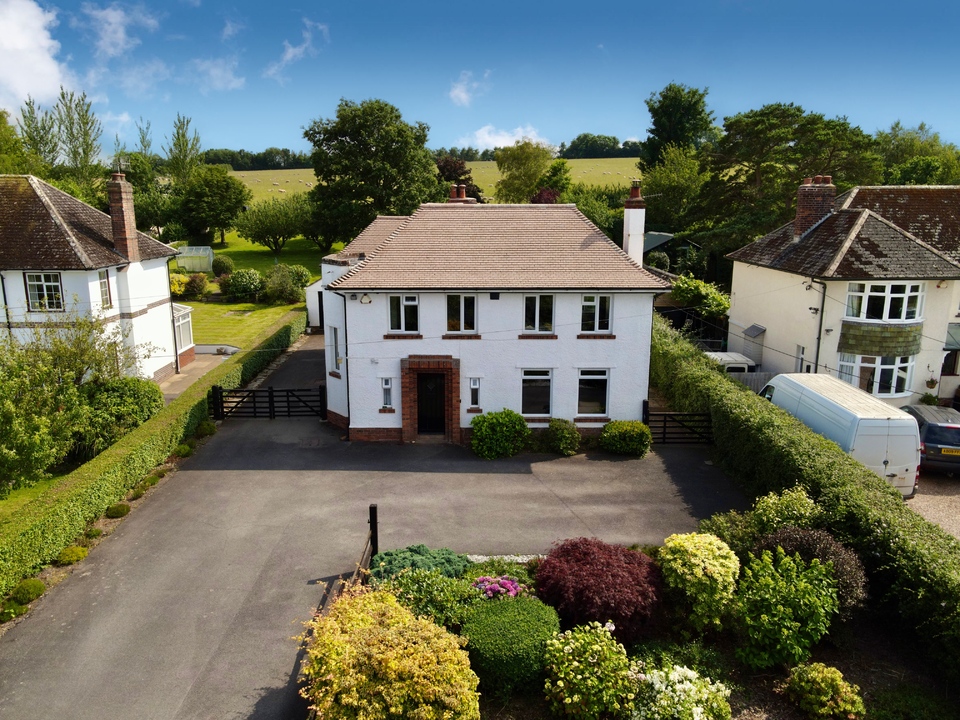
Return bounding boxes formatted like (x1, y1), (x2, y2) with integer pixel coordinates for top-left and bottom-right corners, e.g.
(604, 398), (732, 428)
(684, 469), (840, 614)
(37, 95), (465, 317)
(312, 182), (671, 444)
(727, 175), (960, 407)
(0, 173), (194, 381)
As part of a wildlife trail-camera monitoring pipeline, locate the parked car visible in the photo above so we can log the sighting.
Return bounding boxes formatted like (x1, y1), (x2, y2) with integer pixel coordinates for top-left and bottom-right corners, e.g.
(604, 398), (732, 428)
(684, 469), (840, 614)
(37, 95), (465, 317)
(901, 405), (960, 474)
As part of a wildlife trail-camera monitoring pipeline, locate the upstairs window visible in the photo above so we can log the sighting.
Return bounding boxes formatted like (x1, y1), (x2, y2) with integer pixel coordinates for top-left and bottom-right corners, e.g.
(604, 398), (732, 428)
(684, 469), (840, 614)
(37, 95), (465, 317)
(524, 295), (554, 333)
(389, 295), (419, 332)
(98, 269), (112, 308)
(25, 272), (63, 311)
(845, 282), (923, 322)
(447, 294), (476, 332)
(581, 295), (611, 332)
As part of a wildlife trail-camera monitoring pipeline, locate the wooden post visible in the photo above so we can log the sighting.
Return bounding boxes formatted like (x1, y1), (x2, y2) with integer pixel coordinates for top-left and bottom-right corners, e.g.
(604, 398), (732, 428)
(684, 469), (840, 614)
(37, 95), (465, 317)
(212, 385), (224, 421)
(268, 386), (276, 420)
(642, 399), (649, 424)
(369, 504), (379, 558)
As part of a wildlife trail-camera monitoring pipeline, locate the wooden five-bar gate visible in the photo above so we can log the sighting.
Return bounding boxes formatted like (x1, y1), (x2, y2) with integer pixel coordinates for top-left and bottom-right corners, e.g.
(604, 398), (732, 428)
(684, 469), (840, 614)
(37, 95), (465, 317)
(643, 400), (712, 444)
(210, 385), (326, 421)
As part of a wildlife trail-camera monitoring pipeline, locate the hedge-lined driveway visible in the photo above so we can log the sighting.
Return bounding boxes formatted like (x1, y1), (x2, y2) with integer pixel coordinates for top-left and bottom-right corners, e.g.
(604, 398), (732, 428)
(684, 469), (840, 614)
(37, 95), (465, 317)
(0, 346), (748, 719)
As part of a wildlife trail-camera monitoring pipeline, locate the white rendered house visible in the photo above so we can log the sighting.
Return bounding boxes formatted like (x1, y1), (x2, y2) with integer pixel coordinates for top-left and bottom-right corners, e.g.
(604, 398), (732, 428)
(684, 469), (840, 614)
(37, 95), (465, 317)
(0, 174), (194, 381)
(318, 183), (670, 444)
(727, 176), (960, 406)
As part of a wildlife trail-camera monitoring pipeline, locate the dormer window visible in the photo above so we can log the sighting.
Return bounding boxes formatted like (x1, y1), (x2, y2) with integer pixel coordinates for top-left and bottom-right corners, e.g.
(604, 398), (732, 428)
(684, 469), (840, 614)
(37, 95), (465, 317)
(845, 282), (923, 322)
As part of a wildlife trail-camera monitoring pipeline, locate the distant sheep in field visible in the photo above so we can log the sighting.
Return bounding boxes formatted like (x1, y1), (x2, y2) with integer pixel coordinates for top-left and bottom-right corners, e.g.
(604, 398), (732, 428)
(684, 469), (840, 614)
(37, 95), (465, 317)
(272, 182), (280, 186)
(278, 189), (286, 193)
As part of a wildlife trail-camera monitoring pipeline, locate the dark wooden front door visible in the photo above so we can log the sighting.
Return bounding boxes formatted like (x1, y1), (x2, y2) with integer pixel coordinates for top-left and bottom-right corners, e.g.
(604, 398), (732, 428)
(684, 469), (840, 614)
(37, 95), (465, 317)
(417, 373), (445, 434)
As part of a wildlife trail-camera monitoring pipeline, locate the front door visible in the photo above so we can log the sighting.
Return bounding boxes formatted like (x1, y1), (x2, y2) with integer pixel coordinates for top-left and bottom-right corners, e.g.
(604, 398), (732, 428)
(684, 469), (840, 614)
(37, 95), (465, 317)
(417, 373), (445, 434)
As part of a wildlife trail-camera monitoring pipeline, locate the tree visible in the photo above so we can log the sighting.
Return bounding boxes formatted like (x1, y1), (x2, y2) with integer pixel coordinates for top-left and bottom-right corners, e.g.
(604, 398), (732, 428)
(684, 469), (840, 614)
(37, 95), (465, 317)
(304, 98), (445, 247)
(561, 133), (622, 159)
(639, 83), (715, 168)
(135, 116), (153, 157)
(641, 144), (708, 232)
(537, 158), (572, 195)
(494, 139), (553, 203)
(17, 96), (58, 167)
(875, 121), (960, 184)
(435, 154), (483, 201)
(0, 110), (42, 174)
(163, 114), (202, 186)
(235, 192), (311, 256)
(178, 164), (252, 244)
(53, 88), (103, 187)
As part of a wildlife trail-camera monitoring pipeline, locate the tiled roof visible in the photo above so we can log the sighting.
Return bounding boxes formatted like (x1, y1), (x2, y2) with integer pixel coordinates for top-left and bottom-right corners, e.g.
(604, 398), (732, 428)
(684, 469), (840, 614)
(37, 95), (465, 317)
(0, 175), (176, 271)
(330, 203), (671, 291)
(838, 186), (960, 264)
(331, 215), (409, 260)
(728, 189), (960, 279)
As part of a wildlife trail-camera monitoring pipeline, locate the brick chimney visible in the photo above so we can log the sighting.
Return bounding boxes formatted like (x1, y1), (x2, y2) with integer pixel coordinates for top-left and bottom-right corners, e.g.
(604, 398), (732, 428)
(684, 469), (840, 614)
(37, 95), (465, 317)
(623, 179), (646, 264)
(446, 182), (477, 204)
(107, 172), (140, 262)
(794, 175), (835, 240)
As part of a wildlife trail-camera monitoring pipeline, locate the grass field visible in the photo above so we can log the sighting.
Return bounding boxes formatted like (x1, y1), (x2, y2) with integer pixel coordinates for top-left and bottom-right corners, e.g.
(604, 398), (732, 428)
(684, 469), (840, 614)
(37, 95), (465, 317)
(186, 299), (301, 347)
(229, 157), (640, 201)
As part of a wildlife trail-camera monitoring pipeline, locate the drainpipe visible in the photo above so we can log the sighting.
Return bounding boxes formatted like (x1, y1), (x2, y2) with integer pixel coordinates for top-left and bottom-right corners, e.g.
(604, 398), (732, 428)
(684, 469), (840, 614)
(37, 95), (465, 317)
(0, 272), (12, 338)
(812, 278), (827, 372)
(333, 290), (350, 439)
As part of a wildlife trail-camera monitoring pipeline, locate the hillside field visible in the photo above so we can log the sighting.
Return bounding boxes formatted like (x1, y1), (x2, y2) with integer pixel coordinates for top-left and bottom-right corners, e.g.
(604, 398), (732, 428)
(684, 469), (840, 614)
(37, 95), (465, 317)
(229, 157), (640, 202)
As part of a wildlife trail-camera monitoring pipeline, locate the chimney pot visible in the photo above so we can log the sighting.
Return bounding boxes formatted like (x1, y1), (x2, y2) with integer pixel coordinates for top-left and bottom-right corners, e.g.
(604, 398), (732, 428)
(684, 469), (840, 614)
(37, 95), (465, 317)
(823, 175), (832, 185)
(449, 184), (458, 199)
(802, 177), (812, 185)
(813, 174), (824, 184)
(458, 184), (466, 199)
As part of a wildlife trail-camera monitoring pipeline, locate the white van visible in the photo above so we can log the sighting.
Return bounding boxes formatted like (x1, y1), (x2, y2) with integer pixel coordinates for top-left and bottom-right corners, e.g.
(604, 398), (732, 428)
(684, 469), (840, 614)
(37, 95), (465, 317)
(759, 374), (920, 498)
(705, 352), (757, 373)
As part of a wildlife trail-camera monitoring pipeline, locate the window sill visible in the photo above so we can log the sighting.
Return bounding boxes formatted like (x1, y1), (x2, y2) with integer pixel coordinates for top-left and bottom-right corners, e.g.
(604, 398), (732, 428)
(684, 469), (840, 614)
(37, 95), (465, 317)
(518, 334), (557, 340)
(575, 416), (611, 423)
(328, 370), (342, 379)
(577, 334), (616, 340)
(523, 416), (552, 423)
(442, 333), (481, 340)
(379, 407), (396, 414)
(383, 333), (423, 340)
(466, 407), (483, 414)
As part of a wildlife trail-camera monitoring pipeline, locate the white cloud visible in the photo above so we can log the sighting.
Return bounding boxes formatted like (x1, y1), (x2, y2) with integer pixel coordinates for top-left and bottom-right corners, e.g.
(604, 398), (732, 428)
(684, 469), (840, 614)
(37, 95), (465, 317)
(449, 70), (490, 107)
(0, 0), (71, 113)
(222, 19), (242, 41)
(75, 3), (160, 60)
(117, 58), (171, 98)
(263, 18), (329, 85)
(458, 124), (549, 150)
(191, 56), (244, 93)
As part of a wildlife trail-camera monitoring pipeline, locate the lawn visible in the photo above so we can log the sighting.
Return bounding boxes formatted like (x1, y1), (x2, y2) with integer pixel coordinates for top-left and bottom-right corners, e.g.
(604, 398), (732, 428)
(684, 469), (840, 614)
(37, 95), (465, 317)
(468, 157), (639, 196)
(171, 232), (327, 282)
(185, 300), (302, 348)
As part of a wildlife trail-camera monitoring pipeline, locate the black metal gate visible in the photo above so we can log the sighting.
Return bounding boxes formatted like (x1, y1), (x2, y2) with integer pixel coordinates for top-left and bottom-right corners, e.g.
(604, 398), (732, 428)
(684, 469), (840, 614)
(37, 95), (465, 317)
(643, 401), (712, 444)
(211, 385), (326, 420)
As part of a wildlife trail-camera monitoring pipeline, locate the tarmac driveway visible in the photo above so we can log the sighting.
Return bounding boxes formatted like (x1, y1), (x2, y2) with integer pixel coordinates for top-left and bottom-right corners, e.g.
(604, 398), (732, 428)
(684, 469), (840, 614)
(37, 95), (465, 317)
(0, 341), (749, 719)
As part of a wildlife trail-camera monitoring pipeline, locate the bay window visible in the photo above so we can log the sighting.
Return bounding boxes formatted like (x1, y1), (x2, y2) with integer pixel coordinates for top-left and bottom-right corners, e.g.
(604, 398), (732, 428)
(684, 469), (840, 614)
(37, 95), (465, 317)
(837, 353), (914, 396)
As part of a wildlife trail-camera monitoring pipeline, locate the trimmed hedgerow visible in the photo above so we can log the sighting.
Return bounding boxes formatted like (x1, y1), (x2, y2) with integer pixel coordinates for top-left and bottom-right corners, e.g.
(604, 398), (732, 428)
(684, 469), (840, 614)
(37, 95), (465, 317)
(370, 544), (471, 580)
(651, 315), (960, 677)
(470, 408), (531, 459)
(536, 537), (662, 644)
(299, 586), (480, 720)
(0, 311), (306, 596)
(755, 527), (868, 618)
(599, 420), (652, 457)
(461, 596), (559, 698)
(374, 568), (479, 631)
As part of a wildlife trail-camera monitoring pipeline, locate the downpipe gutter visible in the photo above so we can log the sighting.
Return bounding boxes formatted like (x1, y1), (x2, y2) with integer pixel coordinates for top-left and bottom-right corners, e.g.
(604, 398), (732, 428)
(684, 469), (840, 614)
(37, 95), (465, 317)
(812, 278), (827, 372)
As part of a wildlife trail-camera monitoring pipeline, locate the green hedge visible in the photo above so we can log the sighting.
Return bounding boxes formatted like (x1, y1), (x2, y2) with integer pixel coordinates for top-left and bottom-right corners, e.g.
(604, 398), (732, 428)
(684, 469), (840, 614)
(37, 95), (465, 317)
(651, 315), (960, 676)
(0, 310), (306, 595)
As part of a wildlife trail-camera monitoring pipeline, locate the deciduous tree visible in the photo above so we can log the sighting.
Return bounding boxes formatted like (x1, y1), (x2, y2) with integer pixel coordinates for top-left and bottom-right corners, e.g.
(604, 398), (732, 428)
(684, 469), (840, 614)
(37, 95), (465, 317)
(304, 98), (445, 246)
(639, 83), (715, 168)
(17, 96), (58, 167)
(163, 113), (202, 186)
(178, 164), (252, 244)
(53, 88), (103, 187)
(235, 192), (311, 256)
(641, 144), (708, 232)
(494, 139), (553, 203)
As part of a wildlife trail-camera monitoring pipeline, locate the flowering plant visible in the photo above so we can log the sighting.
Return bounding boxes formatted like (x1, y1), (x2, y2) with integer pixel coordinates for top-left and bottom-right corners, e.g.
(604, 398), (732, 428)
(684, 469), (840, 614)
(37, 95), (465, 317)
(631, 663), (731, 720)
(472, 575), (526, 599)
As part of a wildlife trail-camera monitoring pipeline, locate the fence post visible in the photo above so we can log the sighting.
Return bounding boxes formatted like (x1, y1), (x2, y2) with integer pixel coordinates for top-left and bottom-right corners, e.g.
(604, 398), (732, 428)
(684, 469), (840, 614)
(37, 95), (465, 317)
(212, 385), (224, 421)
(268, 386), (276, 420)
(642, 399), (649, 425)
(369, 504), (379, 558)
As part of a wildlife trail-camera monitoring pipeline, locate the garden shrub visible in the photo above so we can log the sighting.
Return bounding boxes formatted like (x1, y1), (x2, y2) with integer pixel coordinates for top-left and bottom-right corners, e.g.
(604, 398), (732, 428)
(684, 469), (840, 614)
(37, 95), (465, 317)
(599, 420), (652, 457)
(128, 487), (145, 501)
(867, 683), (960, 720)
(752, 487), (822, 536)
(84, 527), (103, 539)
(374, 568), (479, 630)
(698, 510), (758, 563)
(755, 527), (867, 617)
(461, 596), (559, 698)
(0, 601), (27, 622)
(105, 502), (130, 519)
(735, 548), (838, 669)
(211, 254), (234, 277)
(463, 557), (536, 587)
(543, 621), (638, 719)
(472, 575), (526, 599)
(288, 264), (311, 287)
(73, 377), (165, 460)
(173, 443), (193, 458)
(658, 533), (739, 635)
(225, 268), (265, 299)
(370, 543), (470, 580)
(299, 586), (480, 720)
(645, 250), (670, 272)
(470, 409), (531, 459)
(536, 537), (662, 644)
(9, 578), (45, 604)
(56, 545), (87, 566)
(631, 663), (731, 720)
(632, 638), (731, 686)
(185, 272), (209, 298)
(195, 420), (217, 438)
(785, 663), (865, 719)
(545, 418), (580, 456)
(169, 272), (188, 297)
(264, 264), (306, 304)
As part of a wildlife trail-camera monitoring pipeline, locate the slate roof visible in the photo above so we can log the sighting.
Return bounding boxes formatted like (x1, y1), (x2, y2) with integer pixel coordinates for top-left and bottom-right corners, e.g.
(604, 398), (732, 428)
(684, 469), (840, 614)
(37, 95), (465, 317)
(728, 186), (960, 280)
(329, 203), (671, 292)
(0, 175), (176, 271)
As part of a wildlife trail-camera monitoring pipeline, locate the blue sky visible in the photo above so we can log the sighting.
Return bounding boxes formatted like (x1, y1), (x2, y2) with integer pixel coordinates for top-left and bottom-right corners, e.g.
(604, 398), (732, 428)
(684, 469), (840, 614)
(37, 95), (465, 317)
(2, 0), (960, 158)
